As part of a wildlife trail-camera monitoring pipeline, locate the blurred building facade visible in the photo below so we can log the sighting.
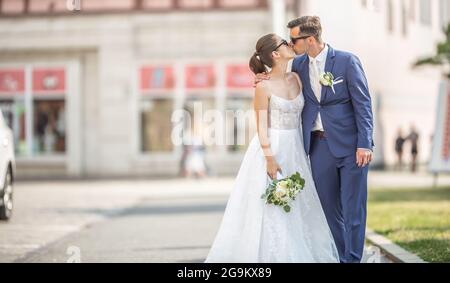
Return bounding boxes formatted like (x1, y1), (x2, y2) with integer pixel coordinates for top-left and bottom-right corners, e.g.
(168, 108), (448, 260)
(0, 0), (448, 178)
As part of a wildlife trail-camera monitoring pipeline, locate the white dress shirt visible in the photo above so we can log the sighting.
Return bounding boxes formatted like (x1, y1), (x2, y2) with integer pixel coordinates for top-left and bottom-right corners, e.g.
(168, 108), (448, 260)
(309, 44), (329, 132)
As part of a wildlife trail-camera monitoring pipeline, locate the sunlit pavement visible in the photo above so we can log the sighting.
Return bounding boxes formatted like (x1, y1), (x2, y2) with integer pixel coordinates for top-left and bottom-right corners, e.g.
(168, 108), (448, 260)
(1, 170), (438, 263)
(0, 178), (231, 263)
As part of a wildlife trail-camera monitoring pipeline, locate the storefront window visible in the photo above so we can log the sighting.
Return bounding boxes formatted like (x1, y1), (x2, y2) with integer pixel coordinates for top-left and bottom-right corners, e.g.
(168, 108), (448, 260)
(183, 96), (217, 150)
(140, 98), (174, 152)
(0, 99), (26, 155)
(225, 64), (255, 152)
(226, 97), (255, 152)
(183, 64), (216, 150)
(32, 67), (66, 155)
(139, 65), (175, 152)
(0, 68), (27, 155)
(33, 99), (66, 154)
(0, 66), (67, 157)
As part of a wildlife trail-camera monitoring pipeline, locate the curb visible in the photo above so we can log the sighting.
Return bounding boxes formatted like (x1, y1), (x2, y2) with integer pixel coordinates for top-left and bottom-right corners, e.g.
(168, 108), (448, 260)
(366, 228), (427, 263)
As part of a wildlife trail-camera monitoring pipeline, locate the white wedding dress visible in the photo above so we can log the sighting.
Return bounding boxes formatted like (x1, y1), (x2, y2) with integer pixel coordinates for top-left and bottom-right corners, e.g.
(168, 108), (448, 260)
(205, 91), (339, 263)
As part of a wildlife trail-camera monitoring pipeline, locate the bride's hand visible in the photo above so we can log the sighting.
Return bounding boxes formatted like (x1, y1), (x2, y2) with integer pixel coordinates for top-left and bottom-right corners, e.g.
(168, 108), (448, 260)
(266, 158), (282, 180)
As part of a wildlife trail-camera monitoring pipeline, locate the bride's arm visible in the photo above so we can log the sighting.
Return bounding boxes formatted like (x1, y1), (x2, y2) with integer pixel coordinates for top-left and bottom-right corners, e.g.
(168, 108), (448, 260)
(254, 82), (271, 156)
(254, 82), (282, 179)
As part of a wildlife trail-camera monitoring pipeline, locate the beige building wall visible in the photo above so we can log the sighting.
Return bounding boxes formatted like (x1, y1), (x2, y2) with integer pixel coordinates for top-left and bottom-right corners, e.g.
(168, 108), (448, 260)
(0, 10), (271, 178)
(0, 0), (447, 178)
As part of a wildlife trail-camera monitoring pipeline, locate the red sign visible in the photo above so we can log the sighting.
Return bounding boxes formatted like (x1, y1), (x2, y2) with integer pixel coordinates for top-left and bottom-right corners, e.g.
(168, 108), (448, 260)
(0, 69), (25, 95)
(220, 0), (262, 8)
(226, 64), (254, 88)
(185, 65), (215, 89)
(140, 66), (175, 91)
(28, 0), (70, 12)
(178, 0), (214, 9)
(80, 0), (135, 11)
(32, 68), (65, 94)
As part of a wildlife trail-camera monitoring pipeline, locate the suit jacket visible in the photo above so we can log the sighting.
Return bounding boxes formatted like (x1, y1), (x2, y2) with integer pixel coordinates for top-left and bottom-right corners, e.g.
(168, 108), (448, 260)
(292, 45), (375, 158)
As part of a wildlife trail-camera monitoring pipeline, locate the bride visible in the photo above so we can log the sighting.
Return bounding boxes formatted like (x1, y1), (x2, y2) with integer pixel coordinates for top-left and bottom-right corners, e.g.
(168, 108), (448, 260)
(205, 34), (339, 263)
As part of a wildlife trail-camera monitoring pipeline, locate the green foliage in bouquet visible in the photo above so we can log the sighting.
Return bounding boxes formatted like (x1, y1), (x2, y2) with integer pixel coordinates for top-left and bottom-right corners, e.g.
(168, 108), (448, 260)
(261, 172), (306, 213)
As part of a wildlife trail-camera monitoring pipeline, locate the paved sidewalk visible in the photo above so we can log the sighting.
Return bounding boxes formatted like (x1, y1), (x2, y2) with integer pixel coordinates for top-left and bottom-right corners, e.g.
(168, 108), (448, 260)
(13, 195), (390, 263)
(0, 174), (404, 263)
(0, 178), (232, 262)
(368, 171), (450, 188)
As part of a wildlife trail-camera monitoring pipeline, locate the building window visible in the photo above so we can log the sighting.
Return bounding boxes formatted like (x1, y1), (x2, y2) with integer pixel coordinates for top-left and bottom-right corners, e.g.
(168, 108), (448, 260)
(0, 66), (66, 157)
(419, 0), (432, 26)
(182, 96), (216, 151)
(182, 64), (217, 152)
(31, 67), (66, 155)
(226, 97), (254, 152)
(362, 0), (381, 11)
(387, 0), (394, 32)
(140, 98), (173, 152)
(409, 0), (416, 21)
(440, 0), (450, 28)
(33, 99), (65, 154)
(138, 63), (256, 155)
(0, 68), (26, 155)
(0, 99), (26, 155)
(225, 64), (255, 152)
(402, 0), (409, 36)
(139, 65), (175, 152)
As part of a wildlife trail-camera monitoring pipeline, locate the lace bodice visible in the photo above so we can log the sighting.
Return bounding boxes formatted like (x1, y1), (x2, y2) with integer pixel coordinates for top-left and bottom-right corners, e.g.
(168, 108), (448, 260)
(268, 93), (304, 130)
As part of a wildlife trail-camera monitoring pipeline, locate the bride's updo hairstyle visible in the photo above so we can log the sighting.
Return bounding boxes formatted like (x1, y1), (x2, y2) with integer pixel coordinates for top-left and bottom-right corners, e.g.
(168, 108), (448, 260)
(249, 33), (278, 75)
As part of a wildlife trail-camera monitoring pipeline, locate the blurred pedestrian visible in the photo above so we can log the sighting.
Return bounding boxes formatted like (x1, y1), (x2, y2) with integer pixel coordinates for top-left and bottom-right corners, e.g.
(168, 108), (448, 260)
(406, 125), (419, 173)
(395, 128), (406, 170)
(184, 122), (207, 179)
(179, 142), (190, 177)
(179, 106), (194, 178)
(185, 133), (207, 179)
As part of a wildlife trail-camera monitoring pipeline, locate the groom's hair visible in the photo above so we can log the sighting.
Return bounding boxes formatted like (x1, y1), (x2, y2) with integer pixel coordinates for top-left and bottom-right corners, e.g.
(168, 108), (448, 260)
(287, 16), (323, 43)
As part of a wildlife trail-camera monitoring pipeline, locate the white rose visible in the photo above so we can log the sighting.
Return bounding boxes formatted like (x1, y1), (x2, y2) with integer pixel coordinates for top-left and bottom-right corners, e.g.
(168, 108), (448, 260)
(279, 180), (288, 187)
(275, 181), (288, 198)
(320, 75), (331, 86)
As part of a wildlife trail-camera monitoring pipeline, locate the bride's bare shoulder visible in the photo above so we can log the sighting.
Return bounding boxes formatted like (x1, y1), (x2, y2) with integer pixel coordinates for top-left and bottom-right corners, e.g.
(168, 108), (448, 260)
(254, 80), (271, 100)
(287, 72), (302, 90)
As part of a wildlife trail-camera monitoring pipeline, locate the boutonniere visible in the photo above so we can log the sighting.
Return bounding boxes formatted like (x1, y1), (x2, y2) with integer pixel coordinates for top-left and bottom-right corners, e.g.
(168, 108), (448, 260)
(319, 72), (344, 94)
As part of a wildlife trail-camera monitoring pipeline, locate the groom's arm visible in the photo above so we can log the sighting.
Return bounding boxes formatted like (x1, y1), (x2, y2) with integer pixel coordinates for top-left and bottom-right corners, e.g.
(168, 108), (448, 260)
(346, 54), (374, 152)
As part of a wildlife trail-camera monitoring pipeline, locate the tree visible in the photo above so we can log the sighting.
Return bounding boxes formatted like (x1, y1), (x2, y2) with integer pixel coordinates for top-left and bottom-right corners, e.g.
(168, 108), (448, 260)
(414, 23), (450, 79)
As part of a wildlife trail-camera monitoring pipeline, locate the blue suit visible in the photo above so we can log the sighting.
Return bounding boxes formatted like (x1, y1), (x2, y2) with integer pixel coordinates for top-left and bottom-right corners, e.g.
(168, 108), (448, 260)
(292, 45), (374, 263)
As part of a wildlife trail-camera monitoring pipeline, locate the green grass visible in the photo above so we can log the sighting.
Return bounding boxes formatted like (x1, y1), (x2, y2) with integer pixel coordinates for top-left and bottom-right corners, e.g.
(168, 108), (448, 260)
(367, 186), (450, 263)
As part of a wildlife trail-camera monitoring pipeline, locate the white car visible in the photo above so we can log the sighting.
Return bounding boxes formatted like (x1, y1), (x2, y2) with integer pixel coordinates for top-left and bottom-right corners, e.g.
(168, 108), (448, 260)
(0, 110), (15, 220)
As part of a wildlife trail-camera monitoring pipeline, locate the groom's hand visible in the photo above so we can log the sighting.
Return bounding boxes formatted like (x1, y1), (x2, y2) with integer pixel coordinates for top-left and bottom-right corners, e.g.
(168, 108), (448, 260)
(356, 148), (372, 167)
(253, 72), (270, 87)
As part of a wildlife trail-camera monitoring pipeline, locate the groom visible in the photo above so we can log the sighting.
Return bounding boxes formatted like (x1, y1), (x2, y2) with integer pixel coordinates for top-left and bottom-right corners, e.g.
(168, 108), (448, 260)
(257, 16), (374, 263)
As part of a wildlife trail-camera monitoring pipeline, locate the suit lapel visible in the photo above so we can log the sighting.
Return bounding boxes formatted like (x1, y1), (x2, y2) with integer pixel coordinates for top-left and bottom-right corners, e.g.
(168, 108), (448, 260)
(321, 45), (336, 103)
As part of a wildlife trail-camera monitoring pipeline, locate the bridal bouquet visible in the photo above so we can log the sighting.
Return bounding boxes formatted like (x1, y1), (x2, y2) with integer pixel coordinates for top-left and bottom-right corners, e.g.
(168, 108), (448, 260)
(261, 172), (306, 213)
